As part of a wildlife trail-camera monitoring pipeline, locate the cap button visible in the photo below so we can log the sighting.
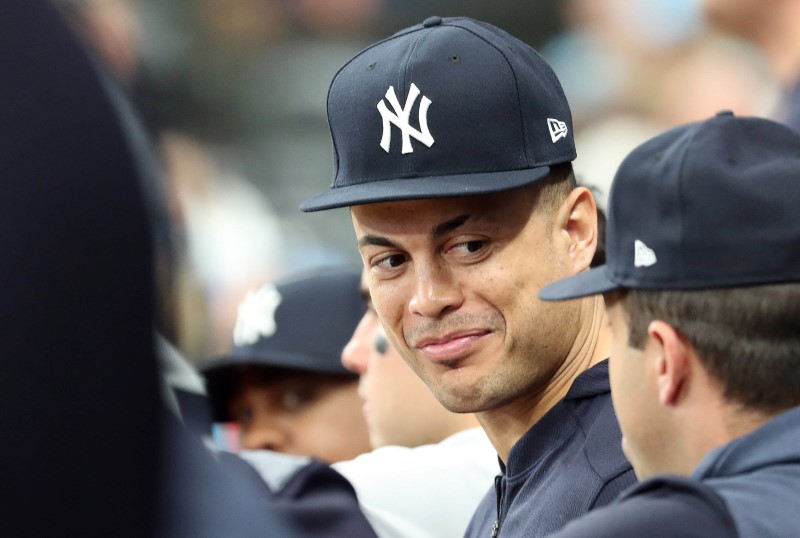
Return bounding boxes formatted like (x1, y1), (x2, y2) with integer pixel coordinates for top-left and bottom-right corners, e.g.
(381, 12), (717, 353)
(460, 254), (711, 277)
(716, 110), (734, 117)
(422, 16), (442, 28)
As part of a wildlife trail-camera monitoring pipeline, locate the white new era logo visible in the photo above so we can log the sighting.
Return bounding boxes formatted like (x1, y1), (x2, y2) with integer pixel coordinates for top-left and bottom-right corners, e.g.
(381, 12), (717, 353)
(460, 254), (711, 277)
(377, 83), (434, 154)
(547, 118), (568, 143)
(634, 240), (657, 268)
(233, 284), (283, 346)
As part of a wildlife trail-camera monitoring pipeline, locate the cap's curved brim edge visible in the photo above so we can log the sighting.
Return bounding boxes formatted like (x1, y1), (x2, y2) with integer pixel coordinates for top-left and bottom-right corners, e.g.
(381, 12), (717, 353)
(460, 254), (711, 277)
(300, 165), (554, 212)
(539, 265), (619, 301)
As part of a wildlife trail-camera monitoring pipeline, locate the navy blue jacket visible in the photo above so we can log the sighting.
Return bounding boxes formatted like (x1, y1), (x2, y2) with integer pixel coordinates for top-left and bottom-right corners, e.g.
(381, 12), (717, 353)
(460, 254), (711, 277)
(552, 405), (800, 537)
(464, 360), (635, 537)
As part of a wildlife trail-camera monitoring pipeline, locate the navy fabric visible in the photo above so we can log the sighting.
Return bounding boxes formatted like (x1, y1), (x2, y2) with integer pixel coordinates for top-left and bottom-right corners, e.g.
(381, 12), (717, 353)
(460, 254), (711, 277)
(541, 111), (800, 301)
(696, 405), (800, 537)
(254, 458), (379, 537)
(300, 16), (575, 211)
(1, 3), (377, 537)
(464, 361), (635, 537)
(0, 1), (160, 534)
(159, 413), (377, 538)
(551, 476), (738, 537)
(779, 76), (800, 133)
(550, 406), (800, 537)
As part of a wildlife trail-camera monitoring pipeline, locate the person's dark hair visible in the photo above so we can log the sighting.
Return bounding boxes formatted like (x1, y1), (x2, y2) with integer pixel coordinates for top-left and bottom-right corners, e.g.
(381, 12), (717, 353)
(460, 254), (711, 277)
(534, 162), (577, 215)
(609, 283), (800, 413)
(532, 167), (605, 266)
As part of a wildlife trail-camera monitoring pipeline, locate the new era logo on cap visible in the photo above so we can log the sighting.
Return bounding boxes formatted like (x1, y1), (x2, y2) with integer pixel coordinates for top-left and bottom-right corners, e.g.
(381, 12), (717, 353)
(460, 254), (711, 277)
(548, 118), (568, 143)
(377, 83), (434, 154)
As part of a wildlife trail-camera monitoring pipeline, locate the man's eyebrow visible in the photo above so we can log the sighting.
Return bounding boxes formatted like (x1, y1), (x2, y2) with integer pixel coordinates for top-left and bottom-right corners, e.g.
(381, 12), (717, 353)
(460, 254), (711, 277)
(357, 213), (471, 249)
(357, 234), (398, 249)
(431, 214), (470, 239)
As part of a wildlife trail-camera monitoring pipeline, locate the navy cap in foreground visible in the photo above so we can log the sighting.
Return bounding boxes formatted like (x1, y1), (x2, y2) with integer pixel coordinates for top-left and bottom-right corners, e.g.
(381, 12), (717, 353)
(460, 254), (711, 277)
(540, 111), (800, 301)
(300, 16), (575, 212)
(203, 270), (366, 421)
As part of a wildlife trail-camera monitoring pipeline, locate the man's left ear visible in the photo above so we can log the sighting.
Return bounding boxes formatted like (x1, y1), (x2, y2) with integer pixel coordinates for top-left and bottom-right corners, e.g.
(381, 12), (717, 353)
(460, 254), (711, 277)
(555, 187), (597, 274)
(647, 320), (691, 407)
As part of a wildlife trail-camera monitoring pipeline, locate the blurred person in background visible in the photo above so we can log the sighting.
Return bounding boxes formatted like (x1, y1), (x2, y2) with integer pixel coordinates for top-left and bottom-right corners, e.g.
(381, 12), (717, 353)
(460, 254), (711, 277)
(703, 0), (800, 131)
(332, 273), (498, 538)
(203, 269), (372, 463)
(4, 2), (379, 536)
(545, 0), (778, 208)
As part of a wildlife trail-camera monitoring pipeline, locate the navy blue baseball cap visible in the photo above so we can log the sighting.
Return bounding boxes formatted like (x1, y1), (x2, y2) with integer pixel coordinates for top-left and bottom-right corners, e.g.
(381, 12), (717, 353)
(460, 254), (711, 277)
(203, 269), (366, 421)
(540, 111), (800, 301)
(300, 16), (575, 212)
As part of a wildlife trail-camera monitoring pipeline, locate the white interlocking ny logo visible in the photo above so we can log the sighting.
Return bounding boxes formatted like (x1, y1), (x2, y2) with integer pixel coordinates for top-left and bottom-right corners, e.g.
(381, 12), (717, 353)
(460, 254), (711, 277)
(233, 284), (283, 346)
(377, 83), (434, 154)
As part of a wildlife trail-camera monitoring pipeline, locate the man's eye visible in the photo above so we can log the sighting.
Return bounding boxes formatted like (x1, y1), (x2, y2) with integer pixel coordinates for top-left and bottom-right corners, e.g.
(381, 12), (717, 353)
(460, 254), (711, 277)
(464, 240), (484, 253)
(374, 253), (407, 269)
(233, 407), (254, 426)
(281, 388), (316, 411)
(452, 240), (485, 254)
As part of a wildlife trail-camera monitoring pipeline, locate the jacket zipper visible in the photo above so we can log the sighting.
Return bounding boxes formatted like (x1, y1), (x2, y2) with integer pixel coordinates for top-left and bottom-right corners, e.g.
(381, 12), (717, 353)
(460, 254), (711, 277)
(491, 474), (505, 537)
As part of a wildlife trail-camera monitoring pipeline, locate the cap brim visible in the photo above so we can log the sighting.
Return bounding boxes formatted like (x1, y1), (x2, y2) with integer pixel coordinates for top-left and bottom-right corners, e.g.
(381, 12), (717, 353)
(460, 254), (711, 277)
(539, 265), (620, 301)
(300, 166), (553, 212)
(201, 355), (357, 422)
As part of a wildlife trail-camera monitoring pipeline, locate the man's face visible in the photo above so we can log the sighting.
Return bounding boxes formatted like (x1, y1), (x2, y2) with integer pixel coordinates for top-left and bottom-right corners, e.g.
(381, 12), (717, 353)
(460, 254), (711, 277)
(351, 187), (582, 414)
(606, 297), (665, 480)
(342, 294), (473, 448)
(228, 368), (371, 463)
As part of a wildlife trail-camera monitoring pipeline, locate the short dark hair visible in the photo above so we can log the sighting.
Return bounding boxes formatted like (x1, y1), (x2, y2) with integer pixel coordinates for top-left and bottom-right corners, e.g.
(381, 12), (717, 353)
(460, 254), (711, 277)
(609, 283), (800, 413)
(534, 163), (577, 215)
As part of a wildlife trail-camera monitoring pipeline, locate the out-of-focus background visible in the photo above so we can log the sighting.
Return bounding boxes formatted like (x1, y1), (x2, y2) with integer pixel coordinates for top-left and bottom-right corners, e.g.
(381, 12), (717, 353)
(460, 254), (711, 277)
(55, 0), (781, 364)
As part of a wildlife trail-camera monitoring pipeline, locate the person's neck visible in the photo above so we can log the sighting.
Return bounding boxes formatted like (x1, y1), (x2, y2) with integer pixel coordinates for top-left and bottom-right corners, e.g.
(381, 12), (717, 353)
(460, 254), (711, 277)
(648, 372), (780, 479)
(676, 402), (778, 477)
(477, 295), (611, 462)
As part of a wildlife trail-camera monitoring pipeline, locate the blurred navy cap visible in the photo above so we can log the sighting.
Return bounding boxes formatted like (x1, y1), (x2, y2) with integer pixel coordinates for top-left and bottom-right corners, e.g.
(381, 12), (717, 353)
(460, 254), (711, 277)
(540, 111), (800, 301)
(300, 16), (575, 212)
(203, 269), (366, 421)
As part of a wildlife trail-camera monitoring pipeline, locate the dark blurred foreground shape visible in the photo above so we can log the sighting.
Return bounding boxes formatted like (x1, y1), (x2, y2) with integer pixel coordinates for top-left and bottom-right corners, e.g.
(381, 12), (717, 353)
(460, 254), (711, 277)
(0, 1), (376, 536)
(0, 0), (160, 534)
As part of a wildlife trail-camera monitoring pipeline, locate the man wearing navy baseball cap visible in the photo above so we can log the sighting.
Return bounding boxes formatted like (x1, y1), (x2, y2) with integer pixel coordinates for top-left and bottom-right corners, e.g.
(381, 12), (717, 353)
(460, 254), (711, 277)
(541, 111), (800, 536)
(203, 270), (372, 464)
(302, 16), (635, 536)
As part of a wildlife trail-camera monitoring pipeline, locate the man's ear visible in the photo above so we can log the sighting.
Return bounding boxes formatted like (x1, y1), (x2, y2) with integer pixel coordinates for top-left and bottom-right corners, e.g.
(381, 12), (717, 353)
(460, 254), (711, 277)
(554, 187), (597, 274)
(647, 320), (690, 407)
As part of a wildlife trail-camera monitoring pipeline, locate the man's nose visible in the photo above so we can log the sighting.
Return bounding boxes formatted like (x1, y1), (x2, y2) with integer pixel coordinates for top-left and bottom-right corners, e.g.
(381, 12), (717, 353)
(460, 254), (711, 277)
(341, 312), (374, 374)
(408, 263), (463, 318)
(239, 424), (289, 452)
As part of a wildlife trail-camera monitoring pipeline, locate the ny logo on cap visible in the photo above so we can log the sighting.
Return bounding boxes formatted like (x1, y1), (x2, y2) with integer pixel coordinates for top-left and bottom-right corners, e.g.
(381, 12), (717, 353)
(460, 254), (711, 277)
(634, 239), (657, 268)
(233, 284), (282, 346)
(377, 83), (434, 154)
(548, 118), (568, 143)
